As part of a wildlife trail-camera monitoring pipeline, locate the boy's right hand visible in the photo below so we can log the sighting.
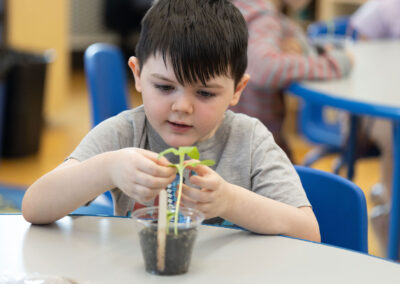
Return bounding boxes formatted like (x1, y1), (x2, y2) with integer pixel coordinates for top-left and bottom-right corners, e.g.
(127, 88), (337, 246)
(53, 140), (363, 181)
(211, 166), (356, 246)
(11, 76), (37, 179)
(108, 148), (176, 204)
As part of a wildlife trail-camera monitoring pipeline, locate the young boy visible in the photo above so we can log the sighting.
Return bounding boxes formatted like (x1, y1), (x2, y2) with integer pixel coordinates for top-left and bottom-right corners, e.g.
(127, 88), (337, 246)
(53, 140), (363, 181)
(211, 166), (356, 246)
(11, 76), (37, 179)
(22, 0), (320, 242)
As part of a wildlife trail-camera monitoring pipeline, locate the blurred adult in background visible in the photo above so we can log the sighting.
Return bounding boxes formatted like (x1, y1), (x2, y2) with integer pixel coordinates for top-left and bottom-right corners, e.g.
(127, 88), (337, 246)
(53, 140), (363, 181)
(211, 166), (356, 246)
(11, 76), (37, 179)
(231, 0), (353, 162)
(350, 0), (400, 254)
(351, 0), (400, 39)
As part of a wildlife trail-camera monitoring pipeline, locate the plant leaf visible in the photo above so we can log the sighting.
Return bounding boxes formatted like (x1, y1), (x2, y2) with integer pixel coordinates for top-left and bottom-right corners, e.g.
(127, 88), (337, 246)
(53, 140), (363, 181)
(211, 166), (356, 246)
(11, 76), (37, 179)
(199, 160), (215, 166)
(158, 148), (179, 159)
(179, 146), (199, 160)
(183, 159), (215, 169)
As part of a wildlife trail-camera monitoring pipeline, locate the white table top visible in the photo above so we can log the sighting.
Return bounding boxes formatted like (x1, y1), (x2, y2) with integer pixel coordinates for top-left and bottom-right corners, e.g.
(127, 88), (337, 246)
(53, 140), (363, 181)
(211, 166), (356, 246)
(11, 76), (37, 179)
(288, 39), (400, 261)
(290, 40), (400, 119)
(1, 214), (400, 283)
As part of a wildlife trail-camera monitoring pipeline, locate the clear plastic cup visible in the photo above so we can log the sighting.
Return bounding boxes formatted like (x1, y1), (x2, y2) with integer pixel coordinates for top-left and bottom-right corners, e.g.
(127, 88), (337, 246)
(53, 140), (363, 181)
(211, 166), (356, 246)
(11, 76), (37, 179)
(132, 206), (204, 275)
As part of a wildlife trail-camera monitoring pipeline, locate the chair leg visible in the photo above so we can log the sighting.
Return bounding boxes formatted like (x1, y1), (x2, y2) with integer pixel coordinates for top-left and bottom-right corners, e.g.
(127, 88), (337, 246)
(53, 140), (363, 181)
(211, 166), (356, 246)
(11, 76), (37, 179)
(333, 155), (345, 175)
(303, 146), (340, 167)
(343, 115), (360, 180)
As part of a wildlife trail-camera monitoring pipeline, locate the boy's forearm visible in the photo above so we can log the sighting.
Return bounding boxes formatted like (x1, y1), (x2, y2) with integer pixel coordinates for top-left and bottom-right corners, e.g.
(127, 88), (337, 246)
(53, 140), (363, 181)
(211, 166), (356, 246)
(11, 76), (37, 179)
(22, 152), (116, 224)
(221, 184), (320, 242)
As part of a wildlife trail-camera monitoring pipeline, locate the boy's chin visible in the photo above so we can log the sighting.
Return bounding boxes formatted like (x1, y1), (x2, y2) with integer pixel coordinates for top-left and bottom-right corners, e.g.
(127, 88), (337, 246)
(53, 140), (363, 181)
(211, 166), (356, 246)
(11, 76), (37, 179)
(162, 136), (197, 148)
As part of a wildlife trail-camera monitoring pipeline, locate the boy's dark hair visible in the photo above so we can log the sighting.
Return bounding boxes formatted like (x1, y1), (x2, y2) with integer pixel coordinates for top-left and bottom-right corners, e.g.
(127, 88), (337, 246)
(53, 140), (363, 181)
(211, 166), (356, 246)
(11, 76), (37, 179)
(135, 0), (248, 86)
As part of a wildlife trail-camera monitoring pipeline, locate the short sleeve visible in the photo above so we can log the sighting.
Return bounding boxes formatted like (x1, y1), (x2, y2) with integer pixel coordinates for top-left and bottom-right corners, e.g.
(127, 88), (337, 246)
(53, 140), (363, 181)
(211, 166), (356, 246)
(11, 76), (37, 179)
(250, 121), (311, 208)
(68, 113), (135, 162)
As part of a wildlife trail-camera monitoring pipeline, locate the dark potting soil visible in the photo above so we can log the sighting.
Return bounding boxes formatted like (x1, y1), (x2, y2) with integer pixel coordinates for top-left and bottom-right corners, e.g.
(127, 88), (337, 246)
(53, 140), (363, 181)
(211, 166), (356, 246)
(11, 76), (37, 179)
(139, 226), (197, 275)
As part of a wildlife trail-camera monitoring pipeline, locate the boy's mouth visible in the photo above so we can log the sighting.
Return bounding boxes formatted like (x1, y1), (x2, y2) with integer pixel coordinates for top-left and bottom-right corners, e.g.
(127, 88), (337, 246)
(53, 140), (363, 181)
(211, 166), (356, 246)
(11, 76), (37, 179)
(167, 121), (192, 132)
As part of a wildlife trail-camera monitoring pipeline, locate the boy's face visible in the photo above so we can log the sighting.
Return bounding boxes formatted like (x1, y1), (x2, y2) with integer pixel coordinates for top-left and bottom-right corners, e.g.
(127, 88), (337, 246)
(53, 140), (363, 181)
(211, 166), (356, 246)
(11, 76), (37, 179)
(129, 54), (249, 147)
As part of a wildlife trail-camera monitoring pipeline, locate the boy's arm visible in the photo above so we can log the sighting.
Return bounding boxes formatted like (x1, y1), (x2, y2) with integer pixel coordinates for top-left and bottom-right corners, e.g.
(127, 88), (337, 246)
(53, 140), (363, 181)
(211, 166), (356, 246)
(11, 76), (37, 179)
(181, 166), (320, 242)
(22, 149), (176, 224)
(221, 184), (320, 241)
(22, 153), (117, 224)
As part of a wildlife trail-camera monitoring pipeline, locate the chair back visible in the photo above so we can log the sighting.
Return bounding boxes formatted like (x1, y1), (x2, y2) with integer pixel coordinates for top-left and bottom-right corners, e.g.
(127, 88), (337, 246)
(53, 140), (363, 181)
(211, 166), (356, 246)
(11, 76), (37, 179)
(299, 102), (342, 147)
(84, 43), (130, 127)
(0, 184), (26, 211)
(307, 16), (358, 41)
(295, 165), (368, 253)
(84, 43), (130, 211)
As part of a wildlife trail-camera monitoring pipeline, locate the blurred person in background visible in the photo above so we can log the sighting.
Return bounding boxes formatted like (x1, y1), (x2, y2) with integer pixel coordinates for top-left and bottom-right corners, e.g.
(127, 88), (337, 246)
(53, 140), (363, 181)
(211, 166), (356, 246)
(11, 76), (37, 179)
(231, 0), (353, 162)
(350, 0), (400, 255)
(351, 0), (400, 39)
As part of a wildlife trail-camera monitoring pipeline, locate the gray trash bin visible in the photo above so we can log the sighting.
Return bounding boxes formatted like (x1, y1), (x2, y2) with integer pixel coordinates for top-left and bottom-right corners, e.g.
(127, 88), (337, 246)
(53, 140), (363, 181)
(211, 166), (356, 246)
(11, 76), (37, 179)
(0, 48), (52, 157)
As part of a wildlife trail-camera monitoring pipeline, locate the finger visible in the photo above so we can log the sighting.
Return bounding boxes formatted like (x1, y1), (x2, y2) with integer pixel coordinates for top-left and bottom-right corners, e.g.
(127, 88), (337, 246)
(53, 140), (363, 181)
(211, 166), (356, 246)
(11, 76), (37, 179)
(181, 193), (198, 208)
(184, 163), (211, 176)
(124, 183), (161, 203)
(135, 152), (176, 178)
(182, 198), (212, 219)
(134, 170), (176, 190)
(138, 148), (172, 167)
(182, 184), (213, 203)
(188, 173), (220, 191)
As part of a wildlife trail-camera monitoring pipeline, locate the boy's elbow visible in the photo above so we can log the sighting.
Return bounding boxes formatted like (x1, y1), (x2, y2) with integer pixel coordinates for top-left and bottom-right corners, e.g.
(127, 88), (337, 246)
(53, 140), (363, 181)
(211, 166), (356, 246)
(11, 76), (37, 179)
(308, 225), (321, 243)
(22, 210), (54, 225)
(307, 217), (321, 243)
(21, 198), (53, 225)
(21, 197), (34, 223)
(21, 201), (38, 224)
(295, 221), (320, 243)
(298, 207), (321, 243)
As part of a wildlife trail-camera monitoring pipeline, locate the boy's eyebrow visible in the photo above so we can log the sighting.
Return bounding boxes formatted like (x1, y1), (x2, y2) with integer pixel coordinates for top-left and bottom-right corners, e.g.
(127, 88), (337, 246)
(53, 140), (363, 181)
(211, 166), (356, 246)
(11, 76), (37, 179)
(151, 73), (223, 88)
(201, 82), (223, 89)
(151, 73), (175, 83)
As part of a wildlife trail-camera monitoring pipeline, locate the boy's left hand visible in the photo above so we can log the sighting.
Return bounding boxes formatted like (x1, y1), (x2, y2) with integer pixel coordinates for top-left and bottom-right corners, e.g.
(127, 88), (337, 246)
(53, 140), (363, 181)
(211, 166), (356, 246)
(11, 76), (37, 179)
(180, 164), (231, 219)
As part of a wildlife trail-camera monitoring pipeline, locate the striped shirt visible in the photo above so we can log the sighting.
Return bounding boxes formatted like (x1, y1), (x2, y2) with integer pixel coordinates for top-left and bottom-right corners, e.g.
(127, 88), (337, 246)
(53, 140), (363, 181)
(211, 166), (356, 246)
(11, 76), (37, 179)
(231, 0), (352, 159)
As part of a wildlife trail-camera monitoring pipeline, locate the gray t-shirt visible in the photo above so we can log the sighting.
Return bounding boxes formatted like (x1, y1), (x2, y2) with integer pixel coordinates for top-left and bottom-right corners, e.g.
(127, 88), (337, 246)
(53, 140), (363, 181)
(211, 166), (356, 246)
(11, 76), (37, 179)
(69, 105), (310, 218)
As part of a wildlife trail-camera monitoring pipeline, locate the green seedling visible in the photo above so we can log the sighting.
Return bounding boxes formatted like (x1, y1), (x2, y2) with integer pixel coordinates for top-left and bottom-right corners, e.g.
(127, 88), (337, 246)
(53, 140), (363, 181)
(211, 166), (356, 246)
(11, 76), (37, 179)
(158, 146), (215, 235)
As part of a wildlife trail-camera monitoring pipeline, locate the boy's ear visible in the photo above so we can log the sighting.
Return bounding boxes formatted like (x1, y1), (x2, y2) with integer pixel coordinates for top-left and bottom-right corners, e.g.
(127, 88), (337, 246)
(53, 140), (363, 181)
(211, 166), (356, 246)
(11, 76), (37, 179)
(229, 74), (250, 107)
(128, 56), (142, 92)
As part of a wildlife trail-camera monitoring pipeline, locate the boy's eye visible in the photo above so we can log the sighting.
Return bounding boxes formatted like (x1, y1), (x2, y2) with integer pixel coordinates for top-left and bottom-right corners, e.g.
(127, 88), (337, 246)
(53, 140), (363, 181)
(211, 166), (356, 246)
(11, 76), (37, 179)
(197, 90), (216, 98)
(154, 84), (174, 92)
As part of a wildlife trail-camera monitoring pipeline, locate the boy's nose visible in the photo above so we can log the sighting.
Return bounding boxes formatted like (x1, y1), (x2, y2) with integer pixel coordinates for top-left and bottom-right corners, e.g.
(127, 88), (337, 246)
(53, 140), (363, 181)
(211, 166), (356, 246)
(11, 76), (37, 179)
(171, 94), (193, 114)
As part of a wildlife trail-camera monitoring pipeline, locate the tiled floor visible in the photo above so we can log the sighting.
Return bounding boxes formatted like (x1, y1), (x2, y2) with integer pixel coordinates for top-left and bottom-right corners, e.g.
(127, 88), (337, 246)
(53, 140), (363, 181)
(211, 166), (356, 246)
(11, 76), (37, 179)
(0, 70), (384, 257)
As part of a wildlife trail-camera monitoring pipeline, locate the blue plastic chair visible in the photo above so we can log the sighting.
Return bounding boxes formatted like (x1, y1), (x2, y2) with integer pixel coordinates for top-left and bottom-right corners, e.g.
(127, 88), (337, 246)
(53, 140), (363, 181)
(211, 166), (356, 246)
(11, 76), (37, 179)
(307, 16), (358, 41)
(299, 17), (361, 178)
(84, 43), (130, 127)
(0, 184), (26, 211)
(299, 102), (343, 167)
(83, 43), (131, 213)
(71, 195), (114, 216)
(0, 182), (113, 215)
(295, 165), (368, 253)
